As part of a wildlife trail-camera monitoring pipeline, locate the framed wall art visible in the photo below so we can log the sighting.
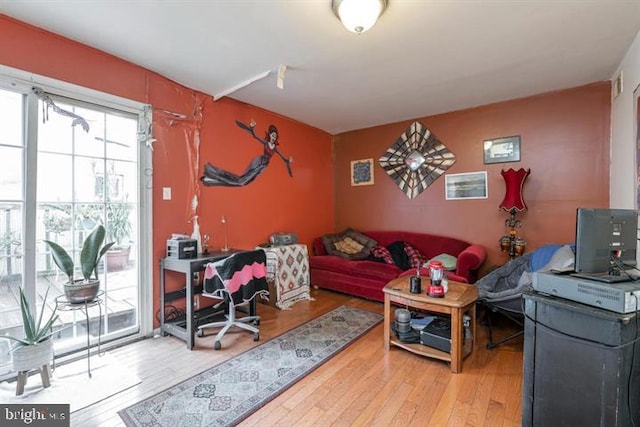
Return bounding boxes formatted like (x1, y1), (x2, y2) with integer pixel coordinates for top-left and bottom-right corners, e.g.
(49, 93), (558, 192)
(483, 135), (521, 164)
(378, 121), (456, 199)
(350, 158), (374, 186)
(445, 171), (488, 200)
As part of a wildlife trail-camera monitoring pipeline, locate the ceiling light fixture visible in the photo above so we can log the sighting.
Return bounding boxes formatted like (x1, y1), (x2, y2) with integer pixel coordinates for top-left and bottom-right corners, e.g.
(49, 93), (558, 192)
(332, 0), (388, 35)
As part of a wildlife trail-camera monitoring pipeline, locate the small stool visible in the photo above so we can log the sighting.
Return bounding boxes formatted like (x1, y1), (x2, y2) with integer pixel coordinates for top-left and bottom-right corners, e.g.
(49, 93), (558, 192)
(15, 364), (52, 396)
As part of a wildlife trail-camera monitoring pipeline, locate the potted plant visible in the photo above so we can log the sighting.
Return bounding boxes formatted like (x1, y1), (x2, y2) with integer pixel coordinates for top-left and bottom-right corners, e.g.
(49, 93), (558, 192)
(105, 203), (133, 271)
(5, 287), (58, 392)
(44, 225), (114, 303)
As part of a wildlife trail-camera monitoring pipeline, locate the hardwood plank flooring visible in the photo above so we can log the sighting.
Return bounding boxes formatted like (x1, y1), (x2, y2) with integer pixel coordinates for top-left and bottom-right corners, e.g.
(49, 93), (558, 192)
(69, 288), (524, 426)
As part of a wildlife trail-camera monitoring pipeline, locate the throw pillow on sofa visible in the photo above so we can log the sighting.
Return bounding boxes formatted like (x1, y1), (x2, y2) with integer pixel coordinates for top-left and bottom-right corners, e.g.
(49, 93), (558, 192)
(404, 242), (425, 270)
(322, 228), (377, 260)
(425, 253), (458, 271)
(370, 245), (395, 265)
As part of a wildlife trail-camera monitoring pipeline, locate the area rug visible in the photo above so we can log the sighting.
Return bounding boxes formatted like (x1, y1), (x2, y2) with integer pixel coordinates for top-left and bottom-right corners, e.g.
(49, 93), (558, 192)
(0, 352), (141, 412)
(119, 305), (382, 427)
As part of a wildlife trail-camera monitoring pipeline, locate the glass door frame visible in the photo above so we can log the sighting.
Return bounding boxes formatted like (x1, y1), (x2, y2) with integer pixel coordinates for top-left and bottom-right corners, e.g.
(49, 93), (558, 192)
(0, 65), (154, 368)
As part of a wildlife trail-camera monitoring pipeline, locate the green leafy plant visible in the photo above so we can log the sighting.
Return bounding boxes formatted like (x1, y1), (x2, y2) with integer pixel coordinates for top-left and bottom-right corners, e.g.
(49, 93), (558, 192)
(42, 204), (72, 234)
(43, 225), (115, 283)
(106, 203), (132, 247)
(4, 287), (58, 346)
(0, 230), (20, 255)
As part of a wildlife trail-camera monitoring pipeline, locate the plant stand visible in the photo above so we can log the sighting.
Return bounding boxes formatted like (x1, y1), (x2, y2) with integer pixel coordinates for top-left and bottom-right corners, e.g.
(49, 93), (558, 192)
(12, 339), (54, 396)
(55, 292), (104, 377)
(15, 364), (52, 396)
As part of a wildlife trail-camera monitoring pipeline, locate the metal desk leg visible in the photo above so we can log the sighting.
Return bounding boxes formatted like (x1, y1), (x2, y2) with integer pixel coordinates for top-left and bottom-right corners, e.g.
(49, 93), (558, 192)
(186, 265), (194, 350)
(159, 259), (166, 336)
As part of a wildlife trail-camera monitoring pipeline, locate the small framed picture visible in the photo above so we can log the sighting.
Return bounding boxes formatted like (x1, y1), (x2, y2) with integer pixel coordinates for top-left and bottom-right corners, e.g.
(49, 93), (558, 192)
(350, 158), (374, 186)
(445, 171), (488, 200)
(483, 135), (521, 164)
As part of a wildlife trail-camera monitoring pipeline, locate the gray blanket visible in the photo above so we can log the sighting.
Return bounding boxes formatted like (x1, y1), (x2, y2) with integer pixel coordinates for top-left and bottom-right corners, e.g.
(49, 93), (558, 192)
(475, 245), (575, 302)
(476, 253), (533, 302)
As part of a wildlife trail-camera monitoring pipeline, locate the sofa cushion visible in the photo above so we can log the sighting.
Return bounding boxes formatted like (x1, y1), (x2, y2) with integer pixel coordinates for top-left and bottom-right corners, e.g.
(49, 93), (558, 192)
(322, 228), (377, 260)
(370, 245), (395, 265)
(310, 255), (402, 282)
(404, 242), (425, 269)
(426, 253), (458, 271)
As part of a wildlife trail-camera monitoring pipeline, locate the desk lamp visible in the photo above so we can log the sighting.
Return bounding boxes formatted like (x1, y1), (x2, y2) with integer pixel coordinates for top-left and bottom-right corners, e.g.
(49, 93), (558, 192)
(499, 168), (530, 259)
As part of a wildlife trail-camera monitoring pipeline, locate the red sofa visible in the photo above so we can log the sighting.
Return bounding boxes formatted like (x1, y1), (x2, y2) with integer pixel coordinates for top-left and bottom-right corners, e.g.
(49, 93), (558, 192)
(310, 230), (486, 302)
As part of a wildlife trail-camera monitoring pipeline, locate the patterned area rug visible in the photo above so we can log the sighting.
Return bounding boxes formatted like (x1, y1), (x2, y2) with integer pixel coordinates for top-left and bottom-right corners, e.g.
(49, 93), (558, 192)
(119, 305), (382, 427)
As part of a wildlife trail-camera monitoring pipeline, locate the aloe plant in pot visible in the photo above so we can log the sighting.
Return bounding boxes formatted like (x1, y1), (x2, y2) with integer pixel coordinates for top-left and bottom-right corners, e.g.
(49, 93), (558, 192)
(5, 287), (59, 394)
(44, 225), (115, 303)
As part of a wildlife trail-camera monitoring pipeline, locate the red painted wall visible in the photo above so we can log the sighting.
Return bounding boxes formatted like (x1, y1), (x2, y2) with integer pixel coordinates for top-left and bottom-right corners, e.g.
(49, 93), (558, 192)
(196, 97), (334, 249)
(0, 14), (612, 308)
(0, 15), (335, 323)
(333, 83), (611, 270)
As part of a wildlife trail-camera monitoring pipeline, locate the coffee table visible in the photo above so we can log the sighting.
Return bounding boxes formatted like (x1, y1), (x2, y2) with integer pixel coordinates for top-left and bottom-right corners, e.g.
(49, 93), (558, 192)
(383, 276), (478, 373)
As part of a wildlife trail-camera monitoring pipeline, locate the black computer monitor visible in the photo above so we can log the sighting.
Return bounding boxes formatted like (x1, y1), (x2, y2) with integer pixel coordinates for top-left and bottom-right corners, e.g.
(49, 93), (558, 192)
(574, 208), (638, 274)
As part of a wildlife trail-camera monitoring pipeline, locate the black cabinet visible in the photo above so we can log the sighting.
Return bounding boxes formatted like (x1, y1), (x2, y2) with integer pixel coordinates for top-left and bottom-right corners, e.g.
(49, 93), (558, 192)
(522, 292), (640, 426)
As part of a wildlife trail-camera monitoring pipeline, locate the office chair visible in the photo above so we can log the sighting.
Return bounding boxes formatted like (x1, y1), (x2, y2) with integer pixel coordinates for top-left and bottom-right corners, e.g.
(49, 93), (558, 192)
(197, 249), (269, 350)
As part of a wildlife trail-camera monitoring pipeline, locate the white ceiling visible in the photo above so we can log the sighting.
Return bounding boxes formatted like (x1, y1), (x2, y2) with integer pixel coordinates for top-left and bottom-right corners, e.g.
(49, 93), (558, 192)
(2, 0), (640, 134)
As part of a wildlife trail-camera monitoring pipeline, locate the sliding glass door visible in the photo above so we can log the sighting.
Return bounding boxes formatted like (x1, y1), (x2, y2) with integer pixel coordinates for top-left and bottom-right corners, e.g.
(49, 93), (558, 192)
(0, 76), (151, 376)
(0, 88), (27, 374)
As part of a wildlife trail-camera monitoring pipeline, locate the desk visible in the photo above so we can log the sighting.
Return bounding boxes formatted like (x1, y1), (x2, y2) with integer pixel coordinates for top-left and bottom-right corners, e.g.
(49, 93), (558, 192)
(54, 292), (103, 377)
(160, 251), (238, 350)
(262, 244), (311, 309)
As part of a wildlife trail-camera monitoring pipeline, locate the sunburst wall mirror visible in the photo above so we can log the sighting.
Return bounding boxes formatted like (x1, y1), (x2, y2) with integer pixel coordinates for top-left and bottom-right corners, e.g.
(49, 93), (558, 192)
(379, 121), (456, 199)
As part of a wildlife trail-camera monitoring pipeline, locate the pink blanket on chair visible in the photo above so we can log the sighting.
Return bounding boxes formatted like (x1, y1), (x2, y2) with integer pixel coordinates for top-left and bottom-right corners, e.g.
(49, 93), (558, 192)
(203, 250), (269, 304)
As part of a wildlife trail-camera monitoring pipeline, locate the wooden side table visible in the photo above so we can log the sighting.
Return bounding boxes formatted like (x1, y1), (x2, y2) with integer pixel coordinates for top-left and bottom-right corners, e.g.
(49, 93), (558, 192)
(383, 277), (478, 373)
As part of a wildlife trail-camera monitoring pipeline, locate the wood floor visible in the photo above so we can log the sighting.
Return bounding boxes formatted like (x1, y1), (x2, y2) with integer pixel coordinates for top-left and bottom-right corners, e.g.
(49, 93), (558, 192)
(71, 288), (524, 427)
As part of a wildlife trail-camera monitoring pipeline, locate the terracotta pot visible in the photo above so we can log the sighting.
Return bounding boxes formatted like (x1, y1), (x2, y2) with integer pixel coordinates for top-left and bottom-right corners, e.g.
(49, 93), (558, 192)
(106, 246), (131, 271)
(12, 339), (53, 372)
(64, 279), (100, 303)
